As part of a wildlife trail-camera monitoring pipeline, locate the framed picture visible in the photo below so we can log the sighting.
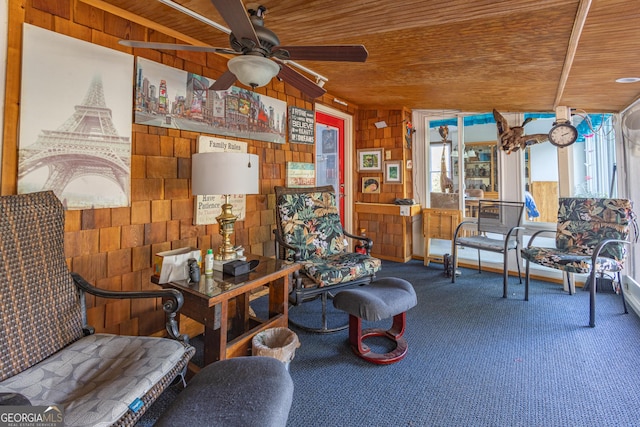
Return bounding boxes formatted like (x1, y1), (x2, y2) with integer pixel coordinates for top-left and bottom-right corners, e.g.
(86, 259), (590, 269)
(362, 177), (381, 194)
(357, 148), (383, 172)
(384, 161), (403, 184)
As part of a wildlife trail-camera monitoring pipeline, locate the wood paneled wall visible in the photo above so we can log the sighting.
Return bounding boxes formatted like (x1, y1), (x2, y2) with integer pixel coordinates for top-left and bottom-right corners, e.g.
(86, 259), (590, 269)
(1, 0), (365, 336)
(354, 108), (415, 262)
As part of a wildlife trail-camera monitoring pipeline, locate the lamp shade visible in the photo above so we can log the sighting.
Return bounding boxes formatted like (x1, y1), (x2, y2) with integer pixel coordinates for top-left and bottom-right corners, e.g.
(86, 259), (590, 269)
(192, 152), (260, 195)
(227, 55), (280, 88)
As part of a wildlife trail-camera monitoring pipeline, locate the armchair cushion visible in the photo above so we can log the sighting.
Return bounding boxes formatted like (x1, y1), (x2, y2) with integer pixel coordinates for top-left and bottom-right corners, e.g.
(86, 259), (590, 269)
(277, 190), (347, 259)
(556, 198), (634, 260)
(521, 246), (623, 274)
(299, 252), (381, 288)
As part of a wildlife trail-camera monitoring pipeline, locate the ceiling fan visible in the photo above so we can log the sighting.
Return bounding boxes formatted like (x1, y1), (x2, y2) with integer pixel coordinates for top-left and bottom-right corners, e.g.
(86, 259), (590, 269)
(119, 0), (368, 99)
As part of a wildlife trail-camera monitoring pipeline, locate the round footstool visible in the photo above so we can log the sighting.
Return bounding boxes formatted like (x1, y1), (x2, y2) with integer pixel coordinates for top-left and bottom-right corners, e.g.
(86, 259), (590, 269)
(333, 277), (417, 364)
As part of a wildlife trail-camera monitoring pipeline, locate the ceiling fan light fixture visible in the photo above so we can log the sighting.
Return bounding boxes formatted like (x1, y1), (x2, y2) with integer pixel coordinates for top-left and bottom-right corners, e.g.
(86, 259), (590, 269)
(227, 55), (280, 88)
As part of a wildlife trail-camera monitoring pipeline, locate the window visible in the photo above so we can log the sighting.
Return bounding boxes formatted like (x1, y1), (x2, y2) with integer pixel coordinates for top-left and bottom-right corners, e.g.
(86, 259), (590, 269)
(524, 112), (616, 223)
(572, 113), (617, 197)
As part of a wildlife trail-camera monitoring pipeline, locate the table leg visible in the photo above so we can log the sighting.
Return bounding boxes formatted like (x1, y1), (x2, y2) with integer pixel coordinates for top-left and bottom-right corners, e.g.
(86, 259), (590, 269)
(203, 301), (227, 365)
(234, 292), (251, 334)
(269, 276), (288, 317)
(424, 237), (431, 266)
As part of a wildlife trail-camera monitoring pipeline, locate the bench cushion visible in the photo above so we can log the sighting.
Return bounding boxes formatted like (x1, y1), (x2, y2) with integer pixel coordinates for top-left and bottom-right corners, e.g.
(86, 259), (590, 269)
(0, 334), (191, 427)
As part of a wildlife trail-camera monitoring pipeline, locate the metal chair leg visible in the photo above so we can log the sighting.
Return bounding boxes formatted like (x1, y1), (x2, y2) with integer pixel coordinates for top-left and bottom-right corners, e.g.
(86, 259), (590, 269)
(589, 270), (597, 327)
(502, 250), (508, 298)
(288, 291), (349, 334)
(451, 243), (457, 284)
(524, 259), (530, 301)
(617, 272), (628, 314)
(515, 246), (522, 284)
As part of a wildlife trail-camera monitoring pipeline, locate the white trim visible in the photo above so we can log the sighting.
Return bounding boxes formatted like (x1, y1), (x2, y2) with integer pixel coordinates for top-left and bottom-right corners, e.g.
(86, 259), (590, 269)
(623, 275), (640, 319)
(315, 104), (353, 232)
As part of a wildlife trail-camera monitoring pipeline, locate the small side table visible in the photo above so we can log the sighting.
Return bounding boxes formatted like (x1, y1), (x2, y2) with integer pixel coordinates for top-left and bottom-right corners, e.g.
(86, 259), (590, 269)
(151, 254), (300, 369)
(422, 208), (462, 266)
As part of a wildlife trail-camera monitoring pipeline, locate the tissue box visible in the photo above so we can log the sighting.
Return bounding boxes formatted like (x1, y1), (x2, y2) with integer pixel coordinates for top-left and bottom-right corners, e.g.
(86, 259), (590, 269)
(154, 247), (202, 283)
(223, 260), (252, 276)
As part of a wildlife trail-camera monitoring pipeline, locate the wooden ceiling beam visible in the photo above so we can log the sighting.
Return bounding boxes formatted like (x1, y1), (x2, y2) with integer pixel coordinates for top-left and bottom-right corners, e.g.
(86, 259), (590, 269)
(78, 0), (208, 46)
(553, 0), (592, 109)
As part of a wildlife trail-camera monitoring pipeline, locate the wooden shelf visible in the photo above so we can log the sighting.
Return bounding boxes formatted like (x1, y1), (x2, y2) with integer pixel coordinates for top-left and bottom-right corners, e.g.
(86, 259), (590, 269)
(354, 202), (421, 216)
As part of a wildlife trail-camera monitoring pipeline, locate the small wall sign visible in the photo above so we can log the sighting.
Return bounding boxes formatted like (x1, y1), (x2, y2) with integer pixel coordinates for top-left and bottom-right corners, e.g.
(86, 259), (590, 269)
(286, 162), (315, 187)
(288, 106), (315, 144)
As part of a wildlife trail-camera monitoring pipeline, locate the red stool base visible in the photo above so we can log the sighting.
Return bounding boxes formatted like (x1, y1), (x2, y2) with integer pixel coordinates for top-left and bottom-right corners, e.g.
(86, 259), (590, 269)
(348, 312), (408, 365)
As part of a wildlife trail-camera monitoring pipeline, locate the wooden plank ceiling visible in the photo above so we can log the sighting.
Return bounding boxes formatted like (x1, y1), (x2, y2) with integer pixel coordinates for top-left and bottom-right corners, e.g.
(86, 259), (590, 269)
(89, 0), (640, 113)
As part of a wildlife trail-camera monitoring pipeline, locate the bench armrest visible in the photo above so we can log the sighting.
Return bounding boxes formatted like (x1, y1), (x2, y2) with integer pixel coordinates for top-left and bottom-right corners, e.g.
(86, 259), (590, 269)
(71, 272), (187, 342)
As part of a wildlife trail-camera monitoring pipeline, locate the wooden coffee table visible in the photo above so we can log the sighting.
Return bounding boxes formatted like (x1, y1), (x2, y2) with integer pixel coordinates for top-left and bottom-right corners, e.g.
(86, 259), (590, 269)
(152, 254), (299, 368)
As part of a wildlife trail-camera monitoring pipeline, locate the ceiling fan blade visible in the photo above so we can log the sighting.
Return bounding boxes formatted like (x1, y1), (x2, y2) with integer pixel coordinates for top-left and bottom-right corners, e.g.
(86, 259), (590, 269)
(209, 70), (237, 91)
(278, 63), (326, 99)
(119, 40), (237, 55)
(276, 45), (368, 62)
(209, 0), (260, 46)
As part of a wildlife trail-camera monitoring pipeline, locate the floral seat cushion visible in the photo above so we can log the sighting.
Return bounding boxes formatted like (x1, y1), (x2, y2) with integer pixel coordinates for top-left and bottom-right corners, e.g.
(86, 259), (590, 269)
(299, 253), (382, 288)
(521, 246), (623, 274)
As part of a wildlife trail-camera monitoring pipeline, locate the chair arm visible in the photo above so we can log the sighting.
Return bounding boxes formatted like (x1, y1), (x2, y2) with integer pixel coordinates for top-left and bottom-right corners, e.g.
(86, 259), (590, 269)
(505, 226), (525, 240)
(343, 229), (374, 254)
(503, 226), (526, 251)
(453, 219), (478, 241)
(71, 272), (188, 343)
(591, 239), (631, 265)
(273, 229), (302, 261)
(525, 229), (556, 248)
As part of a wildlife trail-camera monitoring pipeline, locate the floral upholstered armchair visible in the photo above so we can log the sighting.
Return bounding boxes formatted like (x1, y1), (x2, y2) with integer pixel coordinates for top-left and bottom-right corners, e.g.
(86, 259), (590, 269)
(522, 197), (637, 327)
(274, 185), (381, 333)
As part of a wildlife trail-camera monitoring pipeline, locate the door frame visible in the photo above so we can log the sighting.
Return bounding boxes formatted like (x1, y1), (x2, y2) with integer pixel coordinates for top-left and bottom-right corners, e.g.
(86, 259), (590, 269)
(315, 103), (354, 232)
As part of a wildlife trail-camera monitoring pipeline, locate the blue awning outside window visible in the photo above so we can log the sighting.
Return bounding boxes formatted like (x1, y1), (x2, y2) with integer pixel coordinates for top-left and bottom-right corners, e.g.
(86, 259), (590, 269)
(428, 112), (611, 143)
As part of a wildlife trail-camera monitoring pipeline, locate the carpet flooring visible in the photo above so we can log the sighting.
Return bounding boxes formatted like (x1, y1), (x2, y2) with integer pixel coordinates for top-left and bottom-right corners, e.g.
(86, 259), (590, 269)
(137, 260), (640, 426)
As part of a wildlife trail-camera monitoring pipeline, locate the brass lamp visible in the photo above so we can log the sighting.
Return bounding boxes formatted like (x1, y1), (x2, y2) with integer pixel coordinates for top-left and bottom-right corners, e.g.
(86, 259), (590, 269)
(192, 152), (260, 261)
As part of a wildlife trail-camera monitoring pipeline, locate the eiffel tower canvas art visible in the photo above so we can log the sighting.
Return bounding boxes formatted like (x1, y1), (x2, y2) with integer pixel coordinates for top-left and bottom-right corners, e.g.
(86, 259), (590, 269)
(18, 24), (133, 209)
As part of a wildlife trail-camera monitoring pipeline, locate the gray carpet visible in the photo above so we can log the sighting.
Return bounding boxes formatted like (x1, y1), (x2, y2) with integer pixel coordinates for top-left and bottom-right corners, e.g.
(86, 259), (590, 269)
(137, 260), (640, 426)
